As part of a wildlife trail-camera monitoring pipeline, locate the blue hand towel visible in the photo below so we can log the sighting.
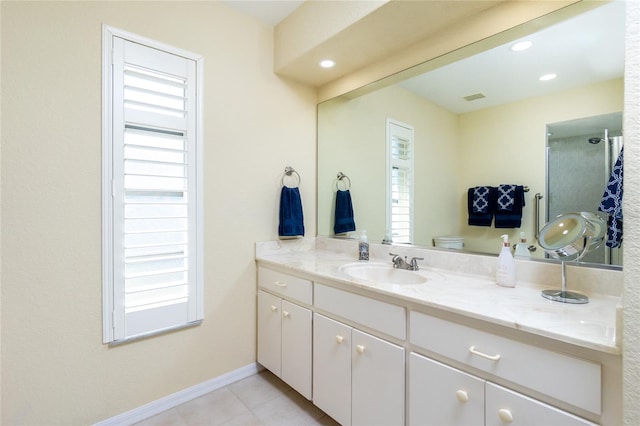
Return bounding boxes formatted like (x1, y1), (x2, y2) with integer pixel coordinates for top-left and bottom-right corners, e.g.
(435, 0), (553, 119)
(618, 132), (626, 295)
(468, 187), (496, 227)
(278, 186), (304, 237)
(598, 147), (623, 248)
(494, 185), (525, 228)
(334, 189), (356, 234)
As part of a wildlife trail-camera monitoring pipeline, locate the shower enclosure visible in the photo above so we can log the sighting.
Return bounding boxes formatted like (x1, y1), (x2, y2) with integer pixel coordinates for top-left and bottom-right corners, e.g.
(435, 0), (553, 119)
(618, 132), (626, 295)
(546, 112), (623, 266)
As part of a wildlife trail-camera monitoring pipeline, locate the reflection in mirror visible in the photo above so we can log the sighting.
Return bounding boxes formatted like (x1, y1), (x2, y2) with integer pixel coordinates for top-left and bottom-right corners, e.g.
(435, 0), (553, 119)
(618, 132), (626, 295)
(546, 112), (623, 266)
(317, 1), (625, 269)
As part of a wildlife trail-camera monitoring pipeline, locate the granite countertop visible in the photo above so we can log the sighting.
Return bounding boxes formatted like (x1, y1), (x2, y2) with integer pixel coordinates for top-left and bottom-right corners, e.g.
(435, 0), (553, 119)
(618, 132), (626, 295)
(256, 239), (621, 355)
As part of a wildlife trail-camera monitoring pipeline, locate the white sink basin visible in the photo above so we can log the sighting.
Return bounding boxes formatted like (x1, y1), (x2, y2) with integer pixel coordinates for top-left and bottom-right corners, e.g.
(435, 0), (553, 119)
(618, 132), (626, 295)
(340, 262), (428, 285)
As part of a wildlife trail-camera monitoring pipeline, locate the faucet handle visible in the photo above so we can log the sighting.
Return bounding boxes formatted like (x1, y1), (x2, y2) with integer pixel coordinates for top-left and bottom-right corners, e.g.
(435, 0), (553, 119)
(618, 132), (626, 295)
(409, 257), (424, 271)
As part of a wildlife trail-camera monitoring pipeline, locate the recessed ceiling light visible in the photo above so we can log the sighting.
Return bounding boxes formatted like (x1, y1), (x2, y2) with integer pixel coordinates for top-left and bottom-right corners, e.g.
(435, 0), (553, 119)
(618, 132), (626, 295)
(319, 59), (335, 68)
(511, 40), (533, 51)
(539, 73), (557, 81)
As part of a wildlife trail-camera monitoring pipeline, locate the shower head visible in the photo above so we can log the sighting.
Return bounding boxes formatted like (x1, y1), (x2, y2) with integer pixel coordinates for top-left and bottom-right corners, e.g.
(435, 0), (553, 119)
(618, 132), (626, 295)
(588, 137), (602, 144)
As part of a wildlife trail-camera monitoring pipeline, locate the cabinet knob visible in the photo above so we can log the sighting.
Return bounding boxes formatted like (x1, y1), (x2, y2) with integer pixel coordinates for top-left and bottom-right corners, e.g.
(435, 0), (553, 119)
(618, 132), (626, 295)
(283, 311), (290, 318)
(356, 344), (366, 354)
(455, 390), (469, 403)
(336, 335), (344, 344)
(274, 281), (288, 287)
(270, 305), (278, 312)
(497, 408), (513, 424)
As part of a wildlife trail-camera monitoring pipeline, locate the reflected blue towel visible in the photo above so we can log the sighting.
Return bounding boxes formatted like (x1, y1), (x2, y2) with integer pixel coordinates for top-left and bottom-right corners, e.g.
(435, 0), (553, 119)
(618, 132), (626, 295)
(334, 189), (356, 234)
(598, 147), (623, 248)
(495, 185), (525, 228)
(468, 187), (496, 227)
(497, 184), (517, 211)
(472, 186), (492, 213)
(278, 186), (304, 237)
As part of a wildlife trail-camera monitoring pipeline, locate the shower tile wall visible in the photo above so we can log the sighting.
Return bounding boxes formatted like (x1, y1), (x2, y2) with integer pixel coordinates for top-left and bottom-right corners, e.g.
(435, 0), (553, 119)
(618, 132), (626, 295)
(548, 135), (606, 264)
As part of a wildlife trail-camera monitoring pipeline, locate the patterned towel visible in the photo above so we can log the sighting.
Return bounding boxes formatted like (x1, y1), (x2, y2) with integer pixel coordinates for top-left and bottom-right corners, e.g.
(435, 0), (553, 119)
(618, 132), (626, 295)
(598, 147), (623, 248)
(472, 186), (492, 213)
(497, 184), (517, 211)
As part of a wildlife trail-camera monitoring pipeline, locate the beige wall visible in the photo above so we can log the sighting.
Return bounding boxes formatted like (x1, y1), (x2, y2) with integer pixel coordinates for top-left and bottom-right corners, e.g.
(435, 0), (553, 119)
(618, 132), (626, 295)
(0, 1), (316, 424)
(317, 85), (459, 244)
(458, 77), (623, 254)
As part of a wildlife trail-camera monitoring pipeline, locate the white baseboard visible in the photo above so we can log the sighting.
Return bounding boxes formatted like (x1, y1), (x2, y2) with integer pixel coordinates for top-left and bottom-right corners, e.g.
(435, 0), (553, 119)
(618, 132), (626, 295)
(94, 362), (263, 426)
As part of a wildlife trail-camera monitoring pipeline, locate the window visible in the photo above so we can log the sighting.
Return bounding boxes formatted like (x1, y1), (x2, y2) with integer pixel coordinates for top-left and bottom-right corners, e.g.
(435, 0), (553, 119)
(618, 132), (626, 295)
(386, 119), (414, 244)
(102, 26), (204, 343)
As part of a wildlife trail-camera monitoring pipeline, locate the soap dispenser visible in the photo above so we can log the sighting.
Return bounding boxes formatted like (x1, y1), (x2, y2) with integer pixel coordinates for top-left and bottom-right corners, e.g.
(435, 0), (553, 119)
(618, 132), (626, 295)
(496, 234), (516, 287)
(514, 232), (530, 259)
(358, 230), (370, 261)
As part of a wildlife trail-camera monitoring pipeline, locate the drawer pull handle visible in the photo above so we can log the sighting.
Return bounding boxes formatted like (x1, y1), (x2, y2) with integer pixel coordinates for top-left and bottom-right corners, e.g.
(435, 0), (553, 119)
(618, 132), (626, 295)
(270, 305), (278, 312)
(455, 390), (469, 403)
(283, 311), (290, 318)
(274, 281), (288, 287)
(336, 335), (344, 344)
(356, 344), (366, 354)
(498, 408), (513, 423)
(469, 346), (501, 361)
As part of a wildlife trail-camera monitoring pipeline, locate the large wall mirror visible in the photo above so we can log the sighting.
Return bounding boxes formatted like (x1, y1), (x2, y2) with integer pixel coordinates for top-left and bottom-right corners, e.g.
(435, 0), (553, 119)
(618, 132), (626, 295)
(317, 0), (625, 268)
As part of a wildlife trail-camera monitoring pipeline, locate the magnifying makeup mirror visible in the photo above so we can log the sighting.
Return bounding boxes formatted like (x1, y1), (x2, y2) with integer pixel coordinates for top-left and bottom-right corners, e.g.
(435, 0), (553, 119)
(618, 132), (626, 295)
(538, 212), (606, 304)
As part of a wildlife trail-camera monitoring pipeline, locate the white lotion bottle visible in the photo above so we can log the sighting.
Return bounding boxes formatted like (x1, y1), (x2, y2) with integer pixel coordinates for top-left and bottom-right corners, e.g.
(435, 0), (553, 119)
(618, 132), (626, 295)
(514, 232), (530, 258)
(496, 234), (516, 287)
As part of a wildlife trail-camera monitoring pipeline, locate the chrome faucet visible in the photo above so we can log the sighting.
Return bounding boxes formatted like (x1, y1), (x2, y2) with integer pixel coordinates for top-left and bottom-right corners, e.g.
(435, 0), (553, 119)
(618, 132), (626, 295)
(389, 253), (424, 271)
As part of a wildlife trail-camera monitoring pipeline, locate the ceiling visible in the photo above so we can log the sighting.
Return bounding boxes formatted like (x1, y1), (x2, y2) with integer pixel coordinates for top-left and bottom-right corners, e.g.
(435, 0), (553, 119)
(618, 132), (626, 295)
(222, 0), (625, 114)
(221, 0), (303, 26)
(398, 0), (625, 114)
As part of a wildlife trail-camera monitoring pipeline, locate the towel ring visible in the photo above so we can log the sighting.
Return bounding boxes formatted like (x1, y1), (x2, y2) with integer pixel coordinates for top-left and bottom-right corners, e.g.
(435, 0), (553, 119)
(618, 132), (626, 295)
(281, 166), (301, 188)
(336, 172), (351, 191)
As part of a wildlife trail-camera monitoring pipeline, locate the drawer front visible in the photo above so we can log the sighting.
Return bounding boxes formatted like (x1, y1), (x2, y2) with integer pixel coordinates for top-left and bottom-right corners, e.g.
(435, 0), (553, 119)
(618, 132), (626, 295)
(315, 283), (406, 340)
(410, 311), (601, 415)
(258, 267), (312, 305)
(486, 382), (596, 426)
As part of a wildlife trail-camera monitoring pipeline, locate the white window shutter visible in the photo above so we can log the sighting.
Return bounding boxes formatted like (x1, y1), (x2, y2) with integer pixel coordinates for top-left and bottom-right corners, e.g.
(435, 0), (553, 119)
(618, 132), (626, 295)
(103, 27), (203, 343)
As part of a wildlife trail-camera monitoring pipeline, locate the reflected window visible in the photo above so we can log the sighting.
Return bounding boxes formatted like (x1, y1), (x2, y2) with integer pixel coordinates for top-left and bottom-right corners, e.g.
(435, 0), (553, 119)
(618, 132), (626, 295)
(386, 119), (414, 244)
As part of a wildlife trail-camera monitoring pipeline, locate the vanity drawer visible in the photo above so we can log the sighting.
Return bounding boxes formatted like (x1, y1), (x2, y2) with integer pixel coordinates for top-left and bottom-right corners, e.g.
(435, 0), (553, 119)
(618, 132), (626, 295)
(410, 311), (601, 415)
(314, 283), (405, 340)
(258, 267), (312, 305)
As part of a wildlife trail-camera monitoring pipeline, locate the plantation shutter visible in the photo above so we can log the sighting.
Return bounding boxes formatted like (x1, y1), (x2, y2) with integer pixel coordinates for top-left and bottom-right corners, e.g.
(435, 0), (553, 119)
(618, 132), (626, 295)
(388, 121), (414, 244)
(107, 35), (203, 342)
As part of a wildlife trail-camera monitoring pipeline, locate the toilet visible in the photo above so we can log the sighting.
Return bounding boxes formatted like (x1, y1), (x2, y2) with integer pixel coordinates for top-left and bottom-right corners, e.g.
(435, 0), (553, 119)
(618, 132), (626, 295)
(433, 236), (464, 249)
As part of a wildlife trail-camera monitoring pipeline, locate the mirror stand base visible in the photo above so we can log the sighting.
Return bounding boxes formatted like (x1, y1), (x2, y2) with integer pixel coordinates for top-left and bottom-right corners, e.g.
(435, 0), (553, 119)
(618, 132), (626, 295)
(541, 289), (589, 304)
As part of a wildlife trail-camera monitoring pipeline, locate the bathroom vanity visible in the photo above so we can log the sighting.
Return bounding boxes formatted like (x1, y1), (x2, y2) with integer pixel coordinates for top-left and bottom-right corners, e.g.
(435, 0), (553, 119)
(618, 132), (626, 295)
(256, 237), (622, 426)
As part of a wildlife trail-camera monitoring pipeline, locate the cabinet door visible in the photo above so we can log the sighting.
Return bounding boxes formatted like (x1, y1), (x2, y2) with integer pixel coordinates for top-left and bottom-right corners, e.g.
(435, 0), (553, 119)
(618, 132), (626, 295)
(257, 290), (281, 377)
(352, 329), (404, 426)
(486, 382), (596, 426)
(313, 314), (352, 426)
(281, 299), (312, 400)
(409, 353), (484, 426)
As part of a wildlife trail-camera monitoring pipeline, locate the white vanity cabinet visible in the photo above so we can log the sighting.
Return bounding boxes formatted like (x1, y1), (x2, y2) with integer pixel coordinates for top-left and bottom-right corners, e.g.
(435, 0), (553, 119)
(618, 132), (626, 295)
(257, 268), (312, 399)
(409, 311), (599, 425)
(313, 313), (405, 426)
(410, 352), (595, 426)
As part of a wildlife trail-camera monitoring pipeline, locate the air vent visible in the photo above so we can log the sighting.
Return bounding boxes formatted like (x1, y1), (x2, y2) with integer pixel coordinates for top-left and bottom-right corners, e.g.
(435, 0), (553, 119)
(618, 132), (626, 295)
(464, 93), (486, 101)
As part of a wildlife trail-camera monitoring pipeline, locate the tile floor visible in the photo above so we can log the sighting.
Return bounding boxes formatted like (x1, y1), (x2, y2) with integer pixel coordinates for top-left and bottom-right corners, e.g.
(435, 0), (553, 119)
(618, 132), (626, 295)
(135, 370), (340, 426)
